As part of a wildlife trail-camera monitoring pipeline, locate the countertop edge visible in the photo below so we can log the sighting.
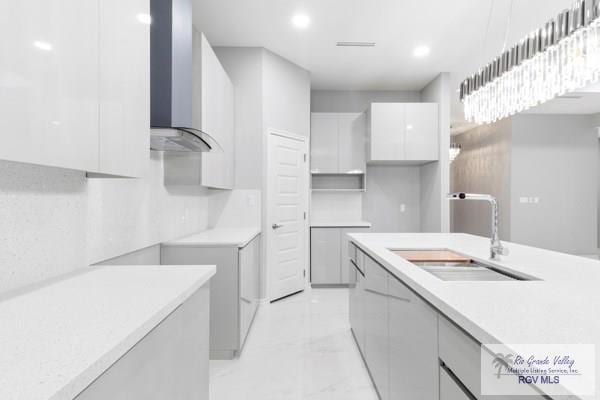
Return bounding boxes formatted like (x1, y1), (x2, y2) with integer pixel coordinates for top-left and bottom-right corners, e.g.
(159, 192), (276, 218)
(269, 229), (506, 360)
(161, 229), (261, 248)
(50, 265), (216, 400)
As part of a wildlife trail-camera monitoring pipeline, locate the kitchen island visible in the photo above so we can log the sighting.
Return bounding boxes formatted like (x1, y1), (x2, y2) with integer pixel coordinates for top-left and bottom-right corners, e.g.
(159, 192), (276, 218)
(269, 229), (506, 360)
(348, 232), (600, 400)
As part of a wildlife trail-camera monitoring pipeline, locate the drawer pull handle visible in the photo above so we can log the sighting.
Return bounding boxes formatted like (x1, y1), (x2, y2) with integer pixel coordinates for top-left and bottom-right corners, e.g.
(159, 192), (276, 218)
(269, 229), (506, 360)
(350, 259), (365, 277)
(364, 288), (410, 302)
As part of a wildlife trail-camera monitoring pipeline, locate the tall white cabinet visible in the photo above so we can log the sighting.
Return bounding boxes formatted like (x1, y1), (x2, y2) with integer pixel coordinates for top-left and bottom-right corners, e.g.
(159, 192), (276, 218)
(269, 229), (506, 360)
(193, 31), (235, 189)
(368, 103), (438, 163)
(0, 0), (149, 177)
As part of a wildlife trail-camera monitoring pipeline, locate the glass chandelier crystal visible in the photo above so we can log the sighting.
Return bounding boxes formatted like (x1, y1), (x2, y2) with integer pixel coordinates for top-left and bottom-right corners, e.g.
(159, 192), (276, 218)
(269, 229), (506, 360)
(460, 0), (600, 124)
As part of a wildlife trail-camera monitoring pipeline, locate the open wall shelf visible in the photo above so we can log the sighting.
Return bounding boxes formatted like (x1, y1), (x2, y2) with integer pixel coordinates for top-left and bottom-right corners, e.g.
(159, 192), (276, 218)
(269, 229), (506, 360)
(311, 173), (366, 192)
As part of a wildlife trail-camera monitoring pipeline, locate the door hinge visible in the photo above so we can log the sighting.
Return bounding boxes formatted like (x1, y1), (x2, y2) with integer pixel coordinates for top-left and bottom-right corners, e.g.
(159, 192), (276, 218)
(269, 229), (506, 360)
(303, 153), (307, 162)
(303, 269), (306, 277)
(303, 211), (307, 220)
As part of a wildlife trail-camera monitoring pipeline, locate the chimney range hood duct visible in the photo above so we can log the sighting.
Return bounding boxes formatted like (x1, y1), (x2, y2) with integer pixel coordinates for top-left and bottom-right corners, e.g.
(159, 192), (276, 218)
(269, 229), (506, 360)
(150, 0), (221, 152)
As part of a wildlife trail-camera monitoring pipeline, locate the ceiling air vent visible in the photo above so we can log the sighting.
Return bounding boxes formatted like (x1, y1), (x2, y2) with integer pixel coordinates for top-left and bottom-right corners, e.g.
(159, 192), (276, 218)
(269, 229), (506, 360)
(336, 41), (376, 47)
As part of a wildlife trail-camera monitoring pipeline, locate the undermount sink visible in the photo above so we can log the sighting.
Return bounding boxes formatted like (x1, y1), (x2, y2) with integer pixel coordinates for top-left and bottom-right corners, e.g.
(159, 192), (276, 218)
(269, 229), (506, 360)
(413, 261), (523, 281)
(390, 249), (535, 282)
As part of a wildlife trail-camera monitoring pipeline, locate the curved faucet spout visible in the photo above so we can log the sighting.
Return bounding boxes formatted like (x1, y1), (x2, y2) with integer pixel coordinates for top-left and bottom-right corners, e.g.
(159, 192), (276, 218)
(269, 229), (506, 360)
(447, 193), (509, 260)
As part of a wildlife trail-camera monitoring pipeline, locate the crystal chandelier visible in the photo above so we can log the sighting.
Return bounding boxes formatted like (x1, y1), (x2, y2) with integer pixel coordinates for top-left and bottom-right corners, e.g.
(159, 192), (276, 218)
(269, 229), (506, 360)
(460, 0), (600, 124)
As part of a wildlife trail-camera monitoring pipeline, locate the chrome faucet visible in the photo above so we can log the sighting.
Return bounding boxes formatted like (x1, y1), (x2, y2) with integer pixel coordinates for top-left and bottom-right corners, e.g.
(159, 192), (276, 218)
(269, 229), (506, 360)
(447, 192), (509, 260)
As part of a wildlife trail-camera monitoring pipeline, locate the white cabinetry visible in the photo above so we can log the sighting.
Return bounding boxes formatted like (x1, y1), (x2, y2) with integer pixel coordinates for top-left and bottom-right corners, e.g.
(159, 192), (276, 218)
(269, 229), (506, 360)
(161, 234), (260, 359)
(194, 31), (234, 189)
(368, 103), (438, 164)
(310, 227), (370, 285)
(98, 0), (150, 177)
(0, 0), (149, 177)
(389, 275), (439, 399)
(311, 113), (366, 173)
(75, 284), (210, 400)
(364, 256), (390, 400)
(348, 243), (439, 400)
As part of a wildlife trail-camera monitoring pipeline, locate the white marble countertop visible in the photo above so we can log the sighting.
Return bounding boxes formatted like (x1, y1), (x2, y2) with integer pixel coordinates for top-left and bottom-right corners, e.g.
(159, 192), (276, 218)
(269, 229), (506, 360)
(348, 232), (600, 399)
(311, 221), (372, 228)
(162, 227), (261, 248)
(0, 265), (215, 400)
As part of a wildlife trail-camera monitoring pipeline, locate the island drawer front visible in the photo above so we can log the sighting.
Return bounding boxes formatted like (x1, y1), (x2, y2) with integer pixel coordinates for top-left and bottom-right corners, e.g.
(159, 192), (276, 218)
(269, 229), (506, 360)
(439, 317), (546, 400)
(438, 317), (481, 398)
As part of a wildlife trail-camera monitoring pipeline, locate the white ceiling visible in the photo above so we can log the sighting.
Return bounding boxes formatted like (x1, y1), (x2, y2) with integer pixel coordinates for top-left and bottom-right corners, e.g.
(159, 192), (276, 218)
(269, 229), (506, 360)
(193, 0), (575, 122)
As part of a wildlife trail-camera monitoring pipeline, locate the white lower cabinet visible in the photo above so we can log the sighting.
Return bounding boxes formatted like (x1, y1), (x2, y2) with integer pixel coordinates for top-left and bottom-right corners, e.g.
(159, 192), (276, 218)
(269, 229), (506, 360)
(440, 366), (472, 400)
(349, 243), (438, 400)
(311, 227), (370, 285)
(76, 284), (209, 400)
(389, 275), (439, 399)
(161, 235), (260, 359)
(364, 256), (390, 400)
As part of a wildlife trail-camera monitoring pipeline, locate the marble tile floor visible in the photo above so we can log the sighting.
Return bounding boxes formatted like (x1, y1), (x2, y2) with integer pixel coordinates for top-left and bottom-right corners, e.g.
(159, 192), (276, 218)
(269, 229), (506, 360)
(209, 288), (379, 400)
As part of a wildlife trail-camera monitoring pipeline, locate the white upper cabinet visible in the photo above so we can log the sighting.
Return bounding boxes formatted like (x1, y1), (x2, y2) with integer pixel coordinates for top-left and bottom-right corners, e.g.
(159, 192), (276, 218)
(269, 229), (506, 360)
(368, 103), (438, 164)
(338, 113), (366, 173)
(310, 113), (339, 173)
(311, 112), (366, 174)
(0, 0), (100, 172)
(0, 0), (150, 177)
(194, 31), (234, 189)
(404, 103), (439, 161)
(98, 0), (150, 177)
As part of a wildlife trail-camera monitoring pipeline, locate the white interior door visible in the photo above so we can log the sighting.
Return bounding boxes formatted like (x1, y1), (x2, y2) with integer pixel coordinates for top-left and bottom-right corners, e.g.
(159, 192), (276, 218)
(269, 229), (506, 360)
(267, 131), (308, 301)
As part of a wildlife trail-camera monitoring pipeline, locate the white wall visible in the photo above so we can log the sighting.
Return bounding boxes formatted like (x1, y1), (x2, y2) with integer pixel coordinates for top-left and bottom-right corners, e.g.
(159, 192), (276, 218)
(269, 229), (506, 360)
(262, 49), (311, 138)
(311, 90), (421, 112)
(0, 153), (212, 294)
(420, 73), (451, 233)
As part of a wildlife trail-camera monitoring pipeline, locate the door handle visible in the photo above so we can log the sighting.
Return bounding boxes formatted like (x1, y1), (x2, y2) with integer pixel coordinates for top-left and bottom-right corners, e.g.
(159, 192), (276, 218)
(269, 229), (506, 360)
(272, 223), (283, 230)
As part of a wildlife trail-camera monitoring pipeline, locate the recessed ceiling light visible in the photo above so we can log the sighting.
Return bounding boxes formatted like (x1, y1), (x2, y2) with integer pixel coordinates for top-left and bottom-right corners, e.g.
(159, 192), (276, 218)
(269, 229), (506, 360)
(413, 45), (430, 57)
(33, 41), (53, 51)
(292, 14), (310, 29)
(137, 13), (152, 25)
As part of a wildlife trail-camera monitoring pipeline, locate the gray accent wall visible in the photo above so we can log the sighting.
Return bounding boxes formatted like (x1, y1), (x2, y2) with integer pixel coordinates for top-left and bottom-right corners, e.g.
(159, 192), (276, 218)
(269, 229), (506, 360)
(450, 118), (512, 240)
(451, 114), (598, 256)
(511, 114), (597, 255)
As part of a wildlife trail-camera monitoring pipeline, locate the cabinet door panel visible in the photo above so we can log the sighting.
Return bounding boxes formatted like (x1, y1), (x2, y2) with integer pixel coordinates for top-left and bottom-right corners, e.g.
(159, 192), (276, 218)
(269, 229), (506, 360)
(310, 228), (341, 284)
(364, 257), (389, 400)
(310, 113), (339, 173)
(0, 0), (99, 171)
(239, 236), (260, 347)
(369, 103), (405, 161)
(98, 0), (150, 177)
(340, 228), (370, 284)
(197, 31), (234, 189)
(389, 277), (439, 400)
(338, 113), (366, 173)
(440, 367), (472, 400)
(404, 103), (438, 161)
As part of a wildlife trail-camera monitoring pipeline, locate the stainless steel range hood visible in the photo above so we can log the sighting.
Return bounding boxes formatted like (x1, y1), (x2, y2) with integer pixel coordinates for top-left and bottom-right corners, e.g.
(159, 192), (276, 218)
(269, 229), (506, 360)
(150, 0), (221, 152)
